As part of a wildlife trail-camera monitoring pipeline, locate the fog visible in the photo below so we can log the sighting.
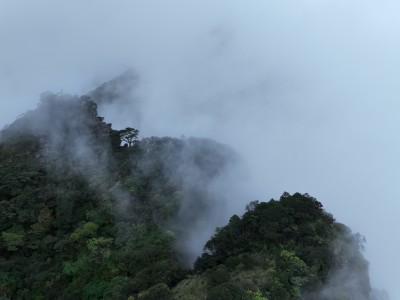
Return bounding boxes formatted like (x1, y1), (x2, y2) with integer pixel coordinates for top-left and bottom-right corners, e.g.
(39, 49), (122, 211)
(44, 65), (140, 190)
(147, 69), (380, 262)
(1, 0), (400, 298)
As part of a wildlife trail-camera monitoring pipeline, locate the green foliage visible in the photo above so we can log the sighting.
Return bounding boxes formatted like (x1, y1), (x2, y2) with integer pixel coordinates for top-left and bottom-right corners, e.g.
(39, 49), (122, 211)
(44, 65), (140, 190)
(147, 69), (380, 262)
(0, 96), (187, 298)
(195, 193), (372, 300)
(207, 282), (249, 300)
(207, 265), (230, 287)
(1, 231), (24, 251)
(70, 221), (99, 241)
(30, 206), (53, 236)
(268, 278), (290, 300)
(277, 250), (311, 297)
(247, 290), (268, 300)
(0, 94), (374, 299)
(63, 255), (91, 276)
(86, 237), (113, 263)
(82, 279), (109, 300)
(137, 283), (172, 300)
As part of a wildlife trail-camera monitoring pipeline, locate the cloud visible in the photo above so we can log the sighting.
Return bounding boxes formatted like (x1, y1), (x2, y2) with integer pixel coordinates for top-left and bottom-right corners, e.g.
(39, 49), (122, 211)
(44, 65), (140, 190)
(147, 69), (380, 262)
(1, 0), (399, 297)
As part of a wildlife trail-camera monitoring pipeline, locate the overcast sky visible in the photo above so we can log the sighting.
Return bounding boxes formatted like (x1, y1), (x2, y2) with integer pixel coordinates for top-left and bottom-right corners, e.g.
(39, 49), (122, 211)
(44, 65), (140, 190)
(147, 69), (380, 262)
(1, 1), (400, 297)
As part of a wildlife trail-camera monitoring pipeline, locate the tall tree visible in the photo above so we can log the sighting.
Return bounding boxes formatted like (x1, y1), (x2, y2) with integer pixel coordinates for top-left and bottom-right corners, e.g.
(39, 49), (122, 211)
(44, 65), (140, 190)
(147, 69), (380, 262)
(119, 127), (139, 147)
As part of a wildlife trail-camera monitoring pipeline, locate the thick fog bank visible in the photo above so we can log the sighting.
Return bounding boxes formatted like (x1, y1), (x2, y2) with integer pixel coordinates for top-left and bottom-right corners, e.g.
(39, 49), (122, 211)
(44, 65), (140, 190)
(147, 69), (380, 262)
(1, 1), (399, 297)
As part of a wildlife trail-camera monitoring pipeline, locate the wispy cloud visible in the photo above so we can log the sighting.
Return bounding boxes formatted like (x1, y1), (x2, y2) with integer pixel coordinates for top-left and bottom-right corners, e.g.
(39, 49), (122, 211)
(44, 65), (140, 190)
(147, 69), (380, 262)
(1, 1), (399, 297)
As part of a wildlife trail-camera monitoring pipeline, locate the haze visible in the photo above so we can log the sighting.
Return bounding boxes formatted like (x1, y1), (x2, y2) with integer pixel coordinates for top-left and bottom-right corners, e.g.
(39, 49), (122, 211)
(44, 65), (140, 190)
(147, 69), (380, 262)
(1, 1), (399, 298)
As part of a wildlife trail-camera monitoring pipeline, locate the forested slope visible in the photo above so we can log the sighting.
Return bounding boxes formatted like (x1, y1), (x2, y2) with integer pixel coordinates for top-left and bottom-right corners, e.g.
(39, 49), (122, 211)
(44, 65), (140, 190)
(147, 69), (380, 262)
(0, 89), (384, 299)
(188, 193), (372, 300)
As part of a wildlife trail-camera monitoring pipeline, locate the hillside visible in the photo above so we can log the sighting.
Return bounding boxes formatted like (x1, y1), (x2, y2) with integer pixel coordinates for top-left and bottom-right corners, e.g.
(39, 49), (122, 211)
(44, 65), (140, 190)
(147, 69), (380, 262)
(0, 88), (386, 299)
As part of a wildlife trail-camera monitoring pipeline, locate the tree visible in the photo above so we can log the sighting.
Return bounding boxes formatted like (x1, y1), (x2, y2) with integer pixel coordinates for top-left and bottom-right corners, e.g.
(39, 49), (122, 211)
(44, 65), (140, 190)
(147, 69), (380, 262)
(207, 282), (248, 300)
(1, 231), (24, 251)
(137, 283), (173, 300)
(31, 206), (53, 236)
(247, 290), (269, 300)
(119, 127), (139, 147)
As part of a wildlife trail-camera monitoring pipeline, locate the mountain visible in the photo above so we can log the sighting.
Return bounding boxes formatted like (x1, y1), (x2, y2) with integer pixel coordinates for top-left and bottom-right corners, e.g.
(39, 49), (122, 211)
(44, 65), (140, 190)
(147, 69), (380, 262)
(0, 80), (387, 300)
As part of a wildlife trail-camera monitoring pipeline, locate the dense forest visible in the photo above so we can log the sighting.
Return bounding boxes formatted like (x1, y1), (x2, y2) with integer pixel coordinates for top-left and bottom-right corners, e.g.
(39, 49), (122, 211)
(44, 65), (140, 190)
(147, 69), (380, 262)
(0, 85), (387, 299)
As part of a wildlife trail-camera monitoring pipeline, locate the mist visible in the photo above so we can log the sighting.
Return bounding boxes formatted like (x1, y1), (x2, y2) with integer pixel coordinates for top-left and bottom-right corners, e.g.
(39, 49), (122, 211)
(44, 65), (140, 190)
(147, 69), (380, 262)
(1, 0), (400, 298)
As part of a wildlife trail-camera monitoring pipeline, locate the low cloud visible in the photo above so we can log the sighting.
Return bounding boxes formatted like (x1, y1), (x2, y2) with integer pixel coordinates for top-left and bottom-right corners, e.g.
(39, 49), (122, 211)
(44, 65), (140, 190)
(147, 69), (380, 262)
(1, 0), (399, 297)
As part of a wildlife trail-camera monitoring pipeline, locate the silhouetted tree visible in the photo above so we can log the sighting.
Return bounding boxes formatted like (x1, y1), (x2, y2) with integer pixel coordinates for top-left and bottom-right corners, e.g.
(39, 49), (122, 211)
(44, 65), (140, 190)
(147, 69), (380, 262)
(119, 127), (139, 147)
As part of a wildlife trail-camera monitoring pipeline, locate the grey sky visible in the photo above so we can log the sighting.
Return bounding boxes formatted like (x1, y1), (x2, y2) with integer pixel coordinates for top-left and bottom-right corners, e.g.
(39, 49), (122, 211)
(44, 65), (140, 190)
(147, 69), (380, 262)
(1, 0), (400, 297)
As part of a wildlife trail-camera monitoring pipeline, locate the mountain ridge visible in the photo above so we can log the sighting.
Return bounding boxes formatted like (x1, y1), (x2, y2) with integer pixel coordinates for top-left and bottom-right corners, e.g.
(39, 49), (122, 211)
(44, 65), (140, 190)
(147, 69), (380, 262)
(0, 79), (388, 300)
